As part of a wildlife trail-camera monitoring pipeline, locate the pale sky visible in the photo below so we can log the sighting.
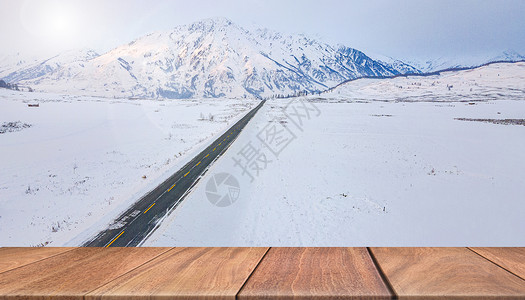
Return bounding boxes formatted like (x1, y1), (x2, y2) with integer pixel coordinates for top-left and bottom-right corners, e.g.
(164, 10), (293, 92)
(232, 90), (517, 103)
(1, 0), (524, 60)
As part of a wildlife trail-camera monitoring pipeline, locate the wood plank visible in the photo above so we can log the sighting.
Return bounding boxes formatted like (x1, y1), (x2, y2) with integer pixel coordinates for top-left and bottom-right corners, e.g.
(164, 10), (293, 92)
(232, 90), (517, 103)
(238, 247), (392, 300)
(371, 247), (525, 299)
(87, 247), (268, 300)
(0, 247), (73, 274)
(470, 247), (525, 280)
(0, 247), (170, 300)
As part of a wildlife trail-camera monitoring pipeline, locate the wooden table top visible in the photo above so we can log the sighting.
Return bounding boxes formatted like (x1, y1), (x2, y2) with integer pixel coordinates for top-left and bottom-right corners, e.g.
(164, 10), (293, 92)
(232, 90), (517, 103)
(470, 247), (525, 281)
(0, 247), (523, 299)
(370, 247), (525, 299)
(88, 247), (267, 300)
(0, 247), (169, 299)
(0, 247), (73, 274)
(239, 247), (392, 299)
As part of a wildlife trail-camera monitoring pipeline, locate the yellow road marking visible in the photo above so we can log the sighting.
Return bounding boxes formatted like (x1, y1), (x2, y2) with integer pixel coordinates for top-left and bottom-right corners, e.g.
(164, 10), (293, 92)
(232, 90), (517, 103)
(106, 231), (125, 248)
(205, 154), (209, 158)
(184, 171), (190, 177)
(168, 183), (176, 192)
(213, 148), (216, 151)
(196, 161), (201, 166)
(144, 203), (155, 214)
(219, 143), (222, 146)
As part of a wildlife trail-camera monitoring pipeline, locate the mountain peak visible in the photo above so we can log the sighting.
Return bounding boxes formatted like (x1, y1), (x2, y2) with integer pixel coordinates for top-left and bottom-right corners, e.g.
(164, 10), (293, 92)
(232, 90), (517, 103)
(202, 17), (234, 25)
(187, 17), (236, 32)
(55, 48), (99, 60)
(3, 19), (417, 99)
(495, 49), (525, 62)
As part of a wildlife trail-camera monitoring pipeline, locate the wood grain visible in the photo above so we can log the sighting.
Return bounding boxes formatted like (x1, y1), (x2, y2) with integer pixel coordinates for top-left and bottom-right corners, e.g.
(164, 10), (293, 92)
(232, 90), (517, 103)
(0, 247), (73, 274)
(371, 247), (525, 299)
(0, 247), (170, 300)
(87, 247), (268, 300)
(238, 247), (392, 300)
(470, 247), (525, 280)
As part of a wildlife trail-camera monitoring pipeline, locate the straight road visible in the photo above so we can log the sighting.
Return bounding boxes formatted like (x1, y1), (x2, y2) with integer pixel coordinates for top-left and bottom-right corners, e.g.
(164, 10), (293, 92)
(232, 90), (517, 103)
(83, 100), (265, 247)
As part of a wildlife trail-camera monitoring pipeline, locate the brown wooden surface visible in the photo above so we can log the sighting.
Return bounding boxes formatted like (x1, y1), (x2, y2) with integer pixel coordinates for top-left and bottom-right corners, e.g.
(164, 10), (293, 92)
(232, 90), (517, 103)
(0, 247), (524, 299)
(470, 247), (525, 280)
(87, 247), (268, 300)
(371, 247), (525, 299)
(238, 247), (392, 300)
(0, 247), (73, 274)
(0, 247), (170, 300)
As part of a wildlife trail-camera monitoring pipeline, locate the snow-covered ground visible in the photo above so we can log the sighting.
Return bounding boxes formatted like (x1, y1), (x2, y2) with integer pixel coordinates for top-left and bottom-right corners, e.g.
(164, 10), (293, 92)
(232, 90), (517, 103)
(0, 89), (256, 246)
(2, 61), (524, 246)
(146, 63), (525, 246)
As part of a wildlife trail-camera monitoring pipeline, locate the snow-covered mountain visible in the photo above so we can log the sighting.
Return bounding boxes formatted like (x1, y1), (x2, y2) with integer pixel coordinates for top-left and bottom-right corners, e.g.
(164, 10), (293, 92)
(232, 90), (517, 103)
(404, 50), (525, 73)
(0, 53), (41, 79)
(2, 18), (419, 99)
(365, 52), (420, 75)
(0, 49), (99, 83)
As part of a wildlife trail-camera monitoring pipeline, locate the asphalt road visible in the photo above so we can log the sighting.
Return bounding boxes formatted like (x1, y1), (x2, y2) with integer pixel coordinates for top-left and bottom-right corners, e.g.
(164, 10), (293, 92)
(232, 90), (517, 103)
(83, 100), (265, 247)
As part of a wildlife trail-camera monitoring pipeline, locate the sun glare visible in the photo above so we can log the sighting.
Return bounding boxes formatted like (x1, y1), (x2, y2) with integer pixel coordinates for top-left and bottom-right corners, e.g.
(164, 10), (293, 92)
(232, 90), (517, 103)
(46, 5), (76, 37)
(49, 10), (71, 33)
(20, 0), (77, 40)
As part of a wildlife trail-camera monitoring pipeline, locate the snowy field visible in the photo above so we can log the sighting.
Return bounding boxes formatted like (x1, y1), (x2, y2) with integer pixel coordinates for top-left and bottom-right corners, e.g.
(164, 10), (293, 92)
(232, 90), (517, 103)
(147, 63), (525, 246)
(2, 62), (524, 247)
(0, 89), (256, 246)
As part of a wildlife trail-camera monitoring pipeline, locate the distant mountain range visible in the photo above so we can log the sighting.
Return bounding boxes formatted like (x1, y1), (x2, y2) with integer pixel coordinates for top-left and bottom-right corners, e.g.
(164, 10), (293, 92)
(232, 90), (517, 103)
(402, 50), (525, 73)
(322, 61), (525, 102)
(0, 49), (99, 83)
(1, 18), (523, 99)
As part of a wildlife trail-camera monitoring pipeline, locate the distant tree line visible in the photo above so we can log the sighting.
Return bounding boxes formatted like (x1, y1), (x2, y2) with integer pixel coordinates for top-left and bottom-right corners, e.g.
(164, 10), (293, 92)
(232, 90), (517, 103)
(0, 79), (33, 92)
(260, 89), (322, 100)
